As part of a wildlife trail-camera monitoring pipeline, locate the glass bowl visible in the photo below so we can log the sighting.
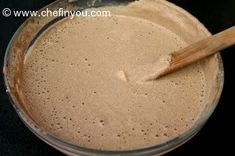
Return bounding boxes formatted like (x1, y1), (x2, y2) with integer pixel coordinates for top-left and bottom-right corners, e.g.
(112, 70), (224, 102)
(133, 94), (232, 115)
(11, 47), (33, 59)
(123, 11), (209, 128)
(3, 0), (224, 155)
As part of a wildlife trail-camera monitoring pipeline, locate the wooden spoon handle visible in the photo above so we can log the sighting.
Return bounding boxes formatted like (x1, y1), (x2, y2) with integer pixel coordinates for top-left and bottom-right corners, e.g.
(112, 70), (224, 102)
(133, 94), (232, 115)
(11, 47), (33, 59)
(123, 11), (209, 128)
(165, 26), (235, 75)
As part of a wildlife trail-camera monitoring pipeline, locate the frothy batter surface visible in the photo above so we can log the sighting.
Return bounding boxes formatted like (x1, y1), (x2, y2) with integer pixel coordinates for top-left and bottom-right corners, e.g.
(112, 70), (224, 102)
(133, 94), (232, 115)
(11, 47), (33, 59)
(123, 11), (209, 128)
(21, 1), (206, 150)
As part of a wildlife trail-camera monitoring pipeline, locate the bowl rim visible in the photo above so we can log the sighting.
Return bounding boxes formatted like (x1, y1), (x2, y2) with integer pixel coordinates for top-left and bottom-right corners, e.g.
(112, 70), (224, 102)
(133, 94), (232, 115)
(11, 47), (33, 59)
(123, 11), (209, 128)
(3, 0), (224, 155)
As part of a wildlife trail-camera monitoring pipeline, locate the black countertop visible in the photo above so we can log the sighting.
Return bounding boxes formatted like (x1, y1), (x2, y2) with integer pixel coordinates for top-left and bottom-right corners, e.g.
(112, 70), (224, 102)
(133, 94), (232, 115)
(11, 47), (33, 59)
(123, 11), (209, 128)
(0, 0), (234, 155)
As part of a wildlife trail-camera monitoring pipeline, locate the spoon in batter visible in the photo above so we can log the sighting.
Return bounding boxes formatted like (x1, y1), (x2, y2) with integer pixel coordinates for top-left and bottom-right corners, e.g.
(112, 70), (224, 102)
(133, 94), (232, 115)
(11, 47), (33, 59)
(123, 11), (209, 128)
(120, 26), (235, 83)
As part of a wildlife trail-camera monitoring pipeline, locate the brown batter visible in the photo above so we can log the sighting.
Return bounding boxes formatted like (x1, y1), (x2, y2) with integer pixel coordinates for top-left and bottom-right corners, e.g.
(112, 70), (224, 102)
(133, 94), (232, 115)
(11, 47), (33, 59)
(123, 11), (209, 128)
(21, 0), (208, 151)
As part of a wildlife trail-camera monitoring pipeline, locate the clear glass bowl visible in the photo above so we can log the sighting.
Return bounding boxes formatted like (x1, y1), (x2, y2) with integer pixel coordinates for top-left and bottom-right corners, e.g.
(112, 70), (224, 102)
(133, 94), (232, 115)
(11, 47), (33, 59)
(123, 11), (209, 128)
(3, 0), (224, 155)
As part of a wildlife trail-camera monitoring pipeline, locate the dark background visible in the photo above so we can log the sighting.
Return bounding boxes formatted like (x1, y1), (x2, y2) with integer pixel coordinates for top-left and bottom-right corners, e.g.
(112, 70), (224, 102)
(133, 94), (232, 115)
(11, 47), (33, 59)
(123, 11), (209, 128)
(0, 0), (234, 155)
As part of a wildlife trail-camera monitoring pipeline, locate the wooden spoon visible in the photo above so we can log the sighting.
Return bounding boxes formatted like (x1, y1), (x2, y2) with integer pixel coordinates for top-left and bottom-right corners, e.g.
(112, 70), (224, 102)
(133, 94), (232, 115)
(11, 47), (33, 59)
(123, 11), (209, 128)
(138, 26), (235, 81)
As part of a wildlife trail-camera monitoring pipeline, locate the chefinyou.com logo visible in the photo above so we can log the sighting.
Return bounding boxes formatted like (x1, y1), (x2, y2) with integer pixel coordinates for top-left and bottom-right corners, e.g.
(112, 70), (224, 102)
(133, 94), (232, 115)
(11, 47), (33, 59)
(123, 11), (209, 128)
(2, 7), (111, 19)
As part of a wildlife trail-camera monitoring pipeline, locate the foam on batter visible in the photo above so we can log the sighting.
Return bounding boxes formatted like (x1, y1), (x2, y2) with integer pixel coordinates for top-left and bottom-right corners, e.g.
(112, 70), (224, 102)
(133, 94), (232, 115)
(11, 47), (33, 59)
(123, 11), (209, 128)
(21, 1), (207, 151)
